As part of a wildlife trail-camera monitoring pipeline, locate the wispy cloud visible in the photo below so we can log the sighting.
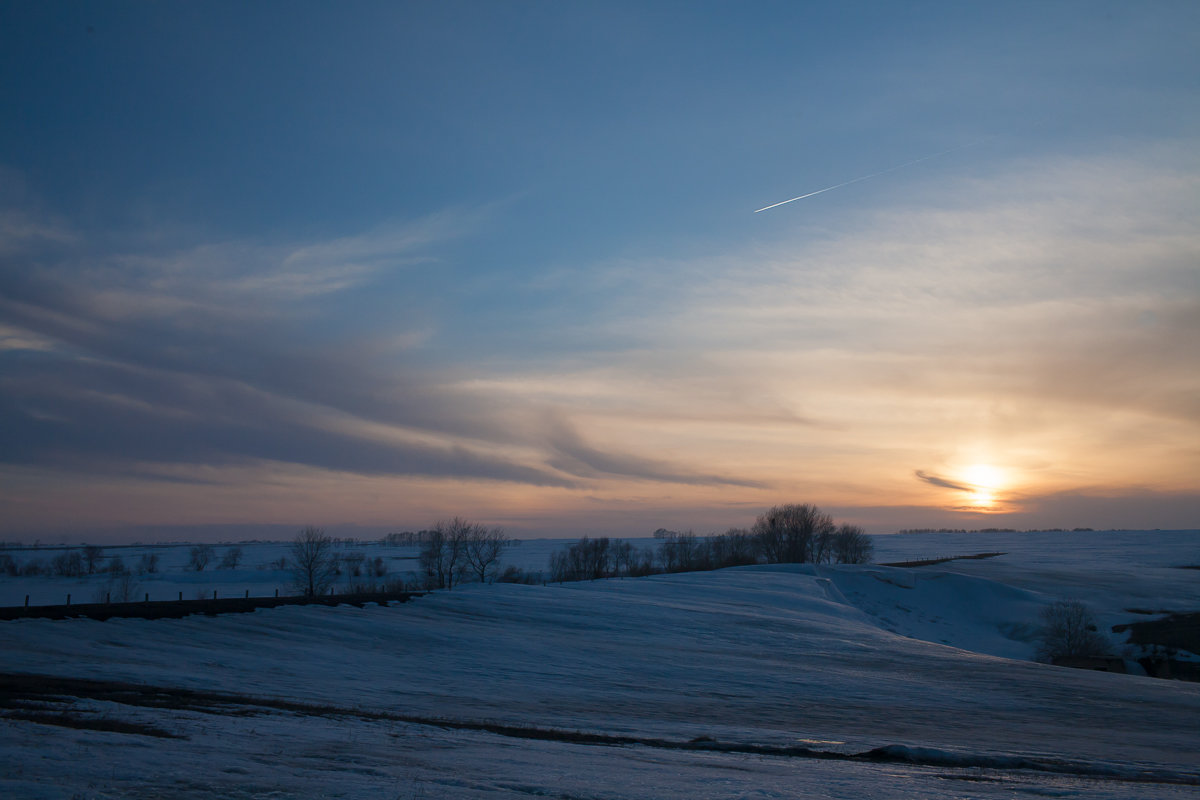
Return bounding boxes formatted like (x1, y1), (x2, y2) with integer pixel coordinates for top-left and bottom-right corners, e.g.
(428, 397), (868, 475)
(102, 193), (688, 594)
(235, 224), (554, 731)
(0, 202), (770, 500)
(914, 471), (974, 492)
(472, 145), (1200, 513)
(2, 145), (1197, 533)
(545, 415), (763, 488)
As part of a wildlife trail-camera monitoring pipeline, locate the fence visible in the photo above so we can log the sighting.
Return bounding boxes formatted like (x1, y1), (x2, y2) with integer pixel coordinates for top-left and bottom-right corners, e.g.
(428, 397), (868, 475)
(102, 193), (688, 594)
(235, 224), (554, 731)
(0, 589), (422, 621)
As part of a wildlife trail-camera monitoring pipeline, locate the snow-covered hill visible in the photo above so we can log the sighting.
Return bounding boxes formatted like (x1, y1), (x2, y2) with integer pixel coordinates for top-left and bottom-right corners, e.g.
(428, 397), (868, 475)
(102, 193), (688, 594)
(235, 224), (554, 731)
(2, 530), (1198, 798)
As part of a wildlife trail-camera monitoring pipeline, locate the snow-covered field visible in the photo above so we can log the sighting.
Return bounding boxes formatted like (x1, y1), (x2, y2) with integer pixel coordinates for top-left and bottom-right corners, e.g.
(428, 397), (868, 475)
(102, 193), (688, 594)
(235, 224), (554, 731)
(2, 530), (1198, 798)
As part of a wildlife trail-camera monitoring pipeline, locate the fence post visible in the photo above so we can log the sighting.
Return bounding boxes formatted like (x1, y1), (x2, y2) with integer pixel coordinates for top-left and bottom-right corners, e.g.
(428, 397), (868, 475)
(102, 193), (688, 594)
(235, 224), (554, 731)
(275, 588), (279, 597)
(25, 595), (29, 608)
(106, 592), (110, 605)
(144, 592), (149, 603)
(244, 589), (249, 599)
(179, 591), (183, 601)
(213, 589), (217, 600)
(66, 593), (70, 606)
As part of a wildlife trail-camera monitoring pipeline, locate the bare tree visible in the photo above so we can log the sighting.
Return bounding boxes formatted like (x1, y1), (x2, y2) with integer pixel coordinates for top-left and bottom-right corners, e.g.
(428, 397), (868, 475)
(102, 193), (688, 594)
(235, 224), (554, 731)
(137, 552), (160, 574)
(658, 531), (704, 573)
(101, 570), (140, 603)
(219, 546), (243, 570)
(1036, 600), (1110, 662)
(752, 503), (835, 563)
(611, 540), (636, 576)
(550, 537), (613, 582)
(832, 524), (874, 564)
(52, 551), (84, 577)
(82, 545), (104, 575)
(188, 544), (214, 572)
(463, 526), (511, 584)
(420, 517), (472, 590)
(343, 551), (366, 577)
(291, 527), (337, 597)
(706, 528), (758, 568)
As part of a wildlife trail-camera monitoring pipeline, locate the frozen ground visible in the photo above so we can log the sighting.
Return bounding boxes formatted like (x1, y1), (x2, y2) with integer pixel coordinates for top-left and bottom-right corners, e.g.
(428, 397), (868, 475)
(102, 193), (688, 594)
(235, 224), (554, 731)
(2, 530), (1198, 798)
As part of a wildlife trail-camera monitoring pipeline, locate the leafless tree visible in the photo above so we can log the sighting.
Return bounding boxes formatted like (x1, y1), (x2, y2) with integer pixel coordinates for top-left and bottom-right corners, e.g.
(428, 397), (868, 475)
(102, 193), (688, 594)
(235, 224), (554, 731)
(463, 526), (511, 584)
(342, 551), (366, 577)
(611, 540), (636, 576)
(658, 531), (706, 573)
(832, 524), (874, 564)
(97, 570), (139, 603)
(291, 527), (337, 597)
(420, 517), (473, 590)
(1036, 600), (1110, 662)
(188, 544), (214, 571)
(706, 528), (758, 568)
(550, 537), (614, 582)
(219, 546), (243, 570)
(52, 551), (84, 577)
(752, 503), (836, 563)
(82, 545), (104, 574)
(137, 552), (159, 574)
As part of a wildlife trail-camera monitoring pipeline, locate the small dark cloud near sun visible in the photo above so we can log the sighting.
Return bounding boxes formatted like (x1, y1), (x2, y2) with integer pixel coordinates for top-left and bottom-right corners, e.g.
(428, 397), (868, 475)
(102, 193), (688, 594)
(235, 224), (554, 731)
(914, 470), (974, 492)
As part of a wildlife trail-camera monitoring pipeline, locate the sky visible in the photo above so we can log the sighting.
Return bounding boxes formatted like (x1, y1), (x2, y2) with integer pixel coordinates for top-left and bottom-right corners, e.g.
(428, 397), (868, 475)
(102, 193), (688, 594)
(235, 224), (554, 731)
(1, 1), (1198, 542)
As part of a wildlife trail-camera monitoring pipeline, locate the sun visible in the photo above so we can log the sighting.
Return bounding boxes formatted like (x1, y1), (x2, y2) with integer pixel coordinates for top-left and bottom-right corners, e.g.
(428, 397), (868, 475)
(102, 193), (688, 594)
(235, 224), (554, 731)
(963, 463), (1003, 490)
(962, 463), (1006, 511)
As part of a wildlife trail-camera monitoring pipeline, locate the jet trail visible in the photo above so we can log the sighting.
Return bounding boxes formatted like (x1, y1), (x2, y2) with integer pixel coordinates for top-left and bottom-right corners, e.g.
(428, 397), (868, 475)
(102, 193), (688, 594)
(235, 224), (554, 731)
(754, 139), (988, 214)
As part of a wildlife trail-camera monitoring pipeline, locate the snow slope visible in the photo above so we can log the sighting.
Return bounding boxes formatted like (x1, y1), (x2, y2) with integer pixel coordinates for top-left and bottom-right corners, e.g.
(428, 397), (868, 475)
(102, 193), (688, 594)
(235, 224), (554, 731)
(2, 530), (1198, 798)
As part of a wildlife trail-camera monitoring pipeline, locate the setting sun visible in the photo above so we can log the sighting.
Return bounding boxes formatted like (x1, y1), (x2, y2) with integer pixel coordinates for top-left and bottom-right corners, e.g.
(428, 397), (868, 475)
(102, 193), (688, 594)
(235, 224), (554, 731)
(962, 464), (1006, 511)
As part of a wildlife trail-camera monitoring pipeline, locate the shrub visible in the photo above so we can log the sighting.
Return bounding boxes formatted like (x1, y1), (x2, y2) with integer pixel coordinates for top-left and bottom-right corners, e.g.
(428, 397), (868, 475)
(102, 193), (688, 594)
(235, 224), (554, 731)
(497, 565), (543, 584)
(52, 551), (85, 577)
(137, 552), (160, 574)
(343, 551), (366, 577)
(218, 546), (243, 570)
(94, 571), (140, 603)
(1036, 600), (1111, 662)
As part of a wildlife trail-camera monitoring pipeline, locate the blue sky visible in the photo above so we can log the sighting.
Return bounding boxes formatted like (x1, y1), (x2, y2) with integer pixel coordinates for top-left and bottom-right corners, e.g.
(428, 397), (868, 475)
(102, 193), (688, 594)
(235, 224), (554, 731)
(2, 1), (1198, 541)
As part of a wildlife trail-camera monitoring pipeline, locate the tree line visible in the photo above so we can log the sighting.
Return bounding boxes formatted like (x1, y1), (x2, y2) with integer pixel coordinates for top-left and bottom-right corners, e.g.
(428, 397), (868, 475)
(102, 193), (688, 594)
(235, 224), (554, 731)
(289, 519), (516, 596)
(549, 503), (873, 583)
(0, 546), (165, 578)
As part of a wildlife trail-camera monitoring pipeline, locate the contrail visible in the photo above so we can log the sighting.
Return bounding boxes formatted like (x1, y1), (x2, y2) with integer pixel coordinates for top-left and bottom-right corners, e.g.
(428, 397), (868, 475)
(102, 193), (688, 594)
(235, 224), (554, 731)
(754, 139), (989, 214)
